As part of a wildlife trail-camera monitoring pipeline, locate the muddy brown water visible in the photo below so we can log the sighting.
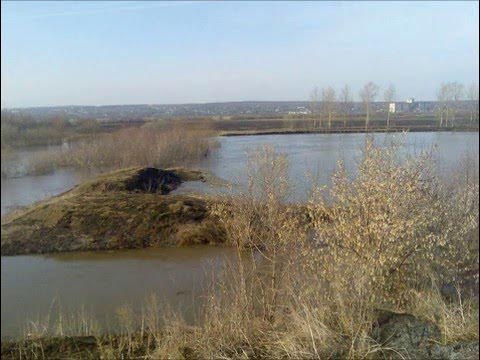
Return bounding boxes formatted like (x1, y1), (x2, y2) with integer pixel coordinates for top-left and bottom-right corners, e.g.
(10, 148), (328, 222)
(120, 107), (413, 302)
(1, 132), (478, 339)
(1, 247), (242, 340)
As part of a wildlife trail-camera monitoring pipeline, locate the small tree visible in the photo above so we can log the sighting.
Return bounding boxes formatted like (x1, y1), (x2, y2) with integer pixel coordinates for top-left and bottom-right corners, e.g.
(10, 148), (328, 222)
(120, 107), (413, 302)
(437, 83), (449, 127)
(308, 138), (479, 305)
(310, 87), (321, 129)
(359, 82), (379, 130)
(339, 84), (353, 128)
(437, 82), (464, 127)
(467, 83), (479, 127)
(322, 86), (336, 129)
(451, 82), (464, 126)
(384, 84), (396, 129)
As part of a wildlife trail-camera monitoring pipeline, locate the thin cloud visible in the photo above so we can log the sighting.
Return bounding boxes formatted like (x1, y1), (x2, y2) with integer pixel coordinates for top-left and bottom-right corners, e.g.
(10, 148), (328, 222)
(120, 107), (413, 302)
(2, 1), (200, 23)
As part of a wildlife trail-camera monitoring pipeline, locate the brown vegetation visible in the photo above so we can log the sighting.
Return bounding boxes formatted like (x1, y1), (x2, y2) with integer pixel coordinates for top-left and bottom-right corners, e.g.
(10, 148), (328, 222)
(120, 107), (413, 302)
(1, 111), (103, 148)
(59, 121), (216, 171)
(1, 142), (478, 359)
(1, 119), (218, 177)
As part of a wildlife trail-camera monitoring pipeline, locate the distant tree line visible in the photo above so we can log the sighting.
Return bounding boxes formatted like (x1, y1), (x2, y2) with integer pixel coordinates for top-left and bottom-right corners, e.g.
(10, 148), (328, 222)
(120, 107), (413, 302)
(1, 111), (102, 148)
(309, 81), (479, 130)
(437, 82), (479, 128)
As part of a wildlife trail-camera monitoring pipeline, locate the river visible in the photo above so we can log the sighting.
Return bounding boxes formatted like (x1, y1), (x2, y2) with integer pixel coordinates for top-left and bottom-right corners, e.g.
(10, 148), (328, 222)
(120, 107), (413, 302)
(1, 132), (478, 339)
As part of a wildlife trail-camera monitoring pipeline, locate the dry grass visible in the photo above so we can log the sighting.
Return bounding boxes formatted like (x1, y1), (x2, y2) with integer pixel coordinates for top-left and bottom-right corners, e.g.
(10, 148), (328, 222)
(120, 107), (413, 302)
(59, 120), (217, 171)
(151, 142), (478, 359)
(411, 287), (479, 345)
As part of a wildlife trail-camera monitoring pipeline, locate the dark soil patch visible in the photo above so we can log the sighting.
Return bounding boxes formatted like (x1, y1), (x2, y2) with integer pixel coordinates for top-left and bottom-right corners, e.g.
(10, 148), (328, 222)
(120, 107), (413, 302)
(125, 167), (182, 194)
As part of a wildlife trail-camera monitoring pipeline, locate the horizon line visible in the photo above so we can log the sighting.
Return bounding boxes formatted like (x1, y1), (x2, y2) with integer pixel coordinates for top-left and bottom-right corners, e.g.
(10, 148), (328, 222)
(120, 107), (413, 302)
(4, 98), (452, 110)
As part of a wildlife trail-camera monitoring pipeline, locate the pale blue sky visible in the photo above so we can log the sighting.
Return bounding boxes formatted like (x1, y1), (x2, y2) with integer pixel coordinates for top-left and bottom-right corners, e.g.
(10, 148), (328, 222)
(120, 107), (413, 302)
(1, 1), (478, 108)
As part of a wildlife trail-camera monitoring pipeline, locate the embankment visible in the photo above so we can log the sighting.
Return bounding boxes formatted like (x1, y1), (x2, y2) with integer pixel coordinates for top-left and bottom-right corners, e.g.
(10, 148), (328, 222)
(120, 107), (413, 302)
(1, 167), (226, 255)
(220, 125), (479, 136)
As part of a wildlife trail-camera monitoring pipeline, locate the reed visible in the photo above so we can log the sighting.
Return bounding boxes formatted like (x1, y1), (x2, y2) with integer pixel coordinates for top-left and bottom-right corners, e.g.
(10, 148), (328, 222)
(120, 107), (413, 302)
(59, 120), (217, 171)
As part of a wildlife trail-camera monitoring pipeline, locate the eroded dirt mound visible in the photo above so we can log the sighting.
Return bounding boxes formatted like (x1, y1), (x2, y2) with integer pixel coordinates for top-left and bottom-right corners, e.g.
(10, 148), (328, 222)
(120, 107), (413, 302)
(1, 167), (224, 255)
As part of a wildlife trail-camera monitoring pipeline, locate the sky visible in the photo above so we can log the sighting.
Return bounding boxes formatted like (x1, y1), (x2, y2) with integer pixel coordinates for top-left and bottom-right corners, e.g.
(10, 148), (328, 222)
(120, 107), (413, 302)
(1, 1), (479, 108)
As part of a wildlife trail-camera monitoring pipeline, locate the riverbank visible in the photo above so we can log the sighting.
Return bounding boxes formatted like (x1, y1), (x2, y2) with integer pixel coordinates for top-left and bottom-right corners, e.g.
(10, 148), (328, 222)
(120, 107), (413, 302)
(1, 167), (230, 255)
(2, 310), (478, 359)
(220, 125), (479, 136)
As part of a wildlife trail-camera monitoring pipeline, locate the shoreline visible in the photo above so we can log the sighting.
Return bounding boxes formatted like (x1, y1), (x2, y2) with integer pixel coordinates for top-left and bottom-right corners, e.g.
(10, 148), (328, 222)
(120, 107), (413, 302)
(220, 126), (479, 137)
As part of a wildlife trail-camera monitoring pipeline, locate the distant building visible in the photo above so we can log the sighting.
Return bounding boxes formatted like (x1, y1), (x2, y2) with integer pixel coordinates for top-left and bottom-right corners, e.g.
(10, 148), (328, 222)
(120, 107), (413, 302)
(288, 106), (311, 115)
(389, 103), (396, 113)
(406, 98), (415, 104)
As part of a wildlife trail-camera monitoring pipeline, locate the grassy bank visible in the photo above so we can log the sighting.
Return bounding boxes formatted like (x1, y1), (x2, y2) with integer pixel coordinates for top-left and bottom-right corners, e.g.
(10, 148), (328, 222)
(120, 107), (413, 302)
(1, 291), (478, 360)
(2, 113), (477, 177)
(1, 111), (106, 148)
(0, 167), (227, 255)
(210, 113), (478, 136)
(219, 124), (479, 136)
(2, 290), (477, 359)
(1, 141), (478, 359)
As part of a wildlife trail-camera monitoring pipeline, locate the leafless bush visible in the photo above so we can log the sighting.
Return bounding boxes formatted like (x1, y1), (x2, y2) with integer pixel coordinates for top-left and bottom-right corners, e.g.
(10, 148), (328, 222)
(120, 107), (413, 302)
(59, 121), (217, 171)
(307, 138), (479, 307)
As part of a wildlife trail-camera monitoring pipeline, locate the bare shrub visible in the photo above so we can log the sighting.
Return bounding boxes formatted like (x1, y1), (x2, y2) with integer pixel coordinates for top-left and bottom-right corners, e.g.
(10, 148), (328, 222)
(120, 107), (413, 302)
(203, 146), (380, 358)
(59, 121), (216, 172)
(186, 141), (479, 358)
(307, 137), (479, 307)
(210, 146), (307, 323)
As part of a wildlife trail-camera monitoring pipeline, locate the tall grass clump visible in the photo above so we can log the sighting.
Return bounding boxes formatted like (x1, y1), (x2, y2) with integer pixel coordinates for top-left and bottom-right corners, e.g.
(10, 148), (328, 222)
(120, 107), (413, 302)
(150, 146), (312, 358)
(59, 120), (217, 172)
(1, 120), (218, 177)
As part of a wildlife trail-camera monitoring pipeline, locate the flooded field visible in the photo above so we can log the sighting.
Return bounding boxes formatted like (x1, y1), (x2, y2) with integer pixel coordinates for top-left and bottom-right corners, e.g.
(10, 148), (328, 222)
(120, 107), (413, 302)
(1, 132), (478, 339)
(3, 132), (478, 215)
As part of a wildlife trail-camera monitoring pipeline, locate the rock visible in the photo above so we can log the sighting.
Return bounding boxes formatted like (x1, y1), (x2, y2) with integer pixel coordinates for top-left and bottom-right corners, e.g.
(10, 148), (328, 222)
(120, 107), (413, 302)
(440, 283), (458, 303)
(430, 341), (479, 360)
(373, 309), (441, 358)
